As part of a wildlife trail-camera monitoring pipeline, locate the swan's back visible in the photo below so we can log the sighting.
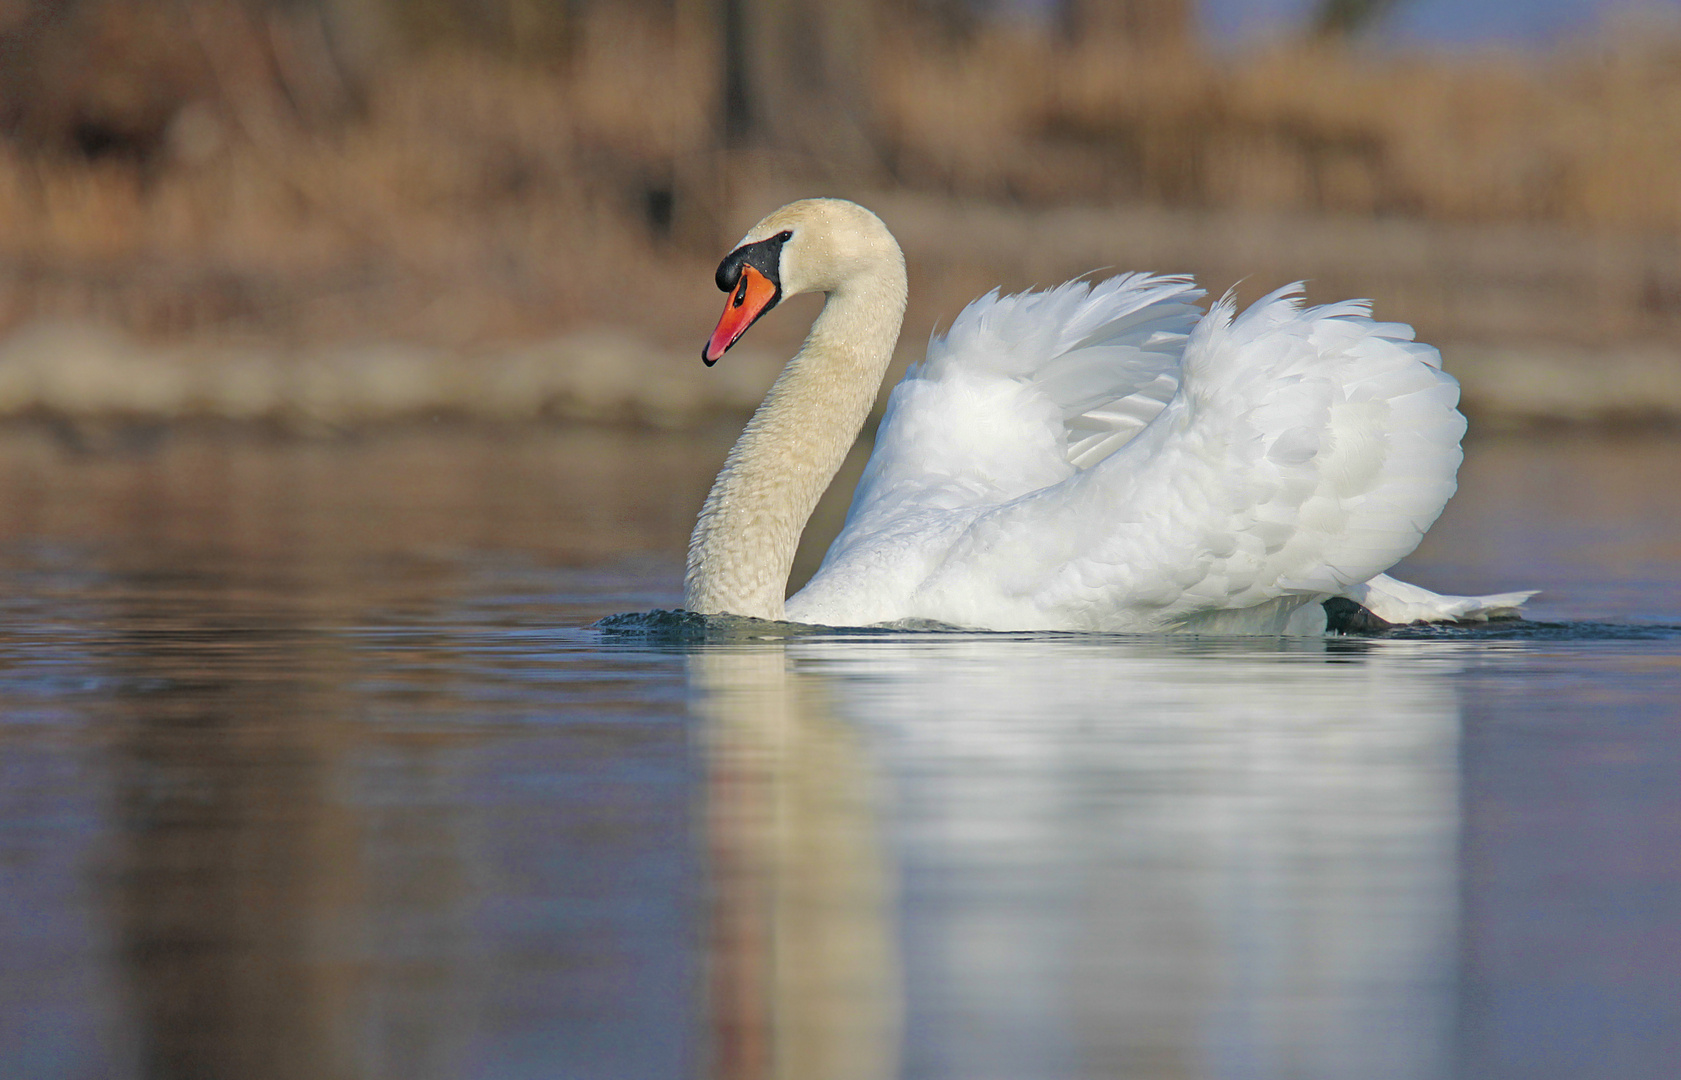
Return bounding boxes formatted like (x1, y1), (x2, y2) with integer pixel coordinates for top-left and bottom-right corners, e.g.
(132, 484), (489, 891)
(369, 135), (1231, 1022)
(786, 278), (1469, 632)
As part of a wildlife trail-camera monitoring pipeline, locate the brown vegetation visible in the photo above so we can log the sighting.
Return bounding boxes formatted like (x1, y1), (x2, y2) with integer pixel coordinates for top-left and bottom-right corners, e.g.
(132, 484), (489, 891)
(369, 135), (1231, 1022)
(880, 17), (1681, 231)
(0, 0), (1675, 425)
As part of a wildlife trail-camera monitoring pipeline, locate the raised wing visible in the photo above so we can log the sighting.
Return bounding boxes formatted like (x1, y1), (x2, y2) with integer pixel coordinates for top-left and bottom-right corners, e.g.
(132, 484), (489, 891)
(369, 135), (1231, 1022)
(908, 285), (1467, 630)
(787, 274), (1205, 620)
(845, 273), (1205, 523)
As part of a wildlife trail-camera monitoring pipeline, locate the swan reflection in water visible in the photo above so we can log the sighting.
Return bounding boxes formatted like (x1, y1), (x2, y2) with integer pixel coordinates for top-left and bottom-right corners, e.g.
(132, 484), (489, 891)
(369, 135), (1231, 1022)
(691, 634), (1462, 1080)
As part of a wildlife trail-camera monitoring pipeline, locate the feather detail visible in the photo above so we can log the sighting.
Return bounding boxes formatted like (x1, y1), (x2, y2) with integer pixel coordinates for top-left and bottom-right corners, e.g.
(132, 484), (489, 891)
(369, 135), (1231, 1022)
(785, 273), (1514, 632)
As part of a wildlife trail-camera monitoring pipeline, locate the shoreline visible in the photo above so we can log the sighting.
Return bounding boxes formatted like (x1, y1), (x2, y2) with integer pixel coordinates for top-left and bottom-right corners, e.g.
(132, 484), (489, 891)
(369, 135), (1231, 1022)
(0, 317), (1674, 435)
(3, 192), (1677, 436)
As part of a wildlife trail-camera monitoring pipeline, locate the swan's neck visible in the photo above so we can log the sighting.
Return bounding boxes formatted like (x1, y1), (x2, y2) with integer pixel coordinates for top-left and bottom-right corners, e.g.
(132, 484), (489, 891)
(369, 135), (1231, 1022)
(686, 271), (906, 620)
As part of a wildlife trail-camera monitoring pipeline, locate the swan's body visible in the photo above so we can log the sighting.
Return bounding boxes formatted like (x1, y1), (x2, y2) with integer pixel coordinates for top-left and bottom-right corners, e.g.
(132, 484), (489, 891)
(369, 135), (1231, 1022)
(687, 199), (1531, 633)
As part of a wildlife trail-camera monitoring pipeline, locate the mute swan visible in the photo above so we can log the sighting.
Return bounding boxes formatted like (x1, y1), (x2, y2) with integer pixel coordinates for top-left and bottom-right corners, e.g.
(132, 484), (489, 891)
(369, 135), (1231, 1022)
(687, 198), (1531, 633)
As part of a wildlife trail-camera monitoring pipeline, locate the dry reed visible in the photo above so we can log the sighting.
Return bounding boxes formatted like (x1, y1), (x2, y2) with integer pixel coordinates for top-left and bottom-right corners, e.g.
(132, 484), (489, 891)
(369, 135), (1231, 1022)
(878, 21), (1681, 233)
(0, 3), (1676, 359)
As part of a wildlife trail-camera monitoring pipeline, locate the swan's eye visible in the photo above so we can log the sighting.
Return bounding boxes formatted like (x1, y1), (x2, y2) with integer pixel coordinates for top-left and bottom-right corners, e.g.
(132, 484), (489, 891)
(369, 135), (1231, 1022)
(733, 281), (748, 307)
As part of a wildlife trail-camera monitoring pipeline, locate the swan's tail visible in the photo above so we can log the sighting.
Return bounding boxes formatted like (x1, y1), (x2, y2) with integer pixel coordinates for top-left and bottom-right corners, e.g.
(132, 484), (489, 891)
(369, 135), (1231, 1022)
(1339, 572), (1536, 625)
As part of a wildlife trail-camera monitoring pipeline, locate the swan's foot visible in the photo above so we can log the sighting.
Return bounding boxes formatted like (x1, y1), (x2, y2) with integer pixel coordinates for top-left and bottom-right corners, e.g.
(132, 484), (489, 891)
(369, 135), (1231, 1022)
(1322, 596), (1396, 635)
(1323, 592), (1533, 635)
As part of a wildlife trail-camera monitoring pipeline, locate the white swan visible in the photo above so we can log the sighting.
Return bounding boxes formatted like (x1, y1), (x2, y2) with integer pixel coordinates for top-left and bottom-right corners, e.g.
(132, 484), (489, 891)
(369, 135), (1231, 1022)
(686, 198), (1532, 633)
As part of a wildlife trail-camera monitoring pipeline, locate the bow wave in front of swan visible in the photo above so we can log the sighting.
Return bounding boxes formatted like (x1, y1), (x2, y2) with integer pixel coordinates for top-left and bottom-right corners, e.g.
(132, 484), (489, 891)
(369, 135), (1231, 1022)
(684, 198), (1533, 634)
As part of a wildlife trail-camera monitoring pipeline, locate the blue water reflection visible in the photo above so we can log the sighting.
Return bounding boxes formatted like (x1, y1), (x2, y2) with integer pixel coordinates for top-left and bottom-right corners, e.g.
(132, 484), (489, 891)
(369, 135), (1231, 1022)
(0, 429), (1676, 1079)
(684, 627), (1681, 1080)
(690, 634), (1462, 1079)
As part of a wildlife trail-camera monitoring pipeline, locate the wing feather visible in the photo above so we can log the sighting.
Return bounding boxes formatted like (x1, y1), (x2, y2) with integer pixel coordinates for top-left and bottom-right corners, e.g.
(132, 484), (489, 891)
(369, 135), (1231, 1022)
(847, 273), (1206, 516)
(788, 279), (1474, 633)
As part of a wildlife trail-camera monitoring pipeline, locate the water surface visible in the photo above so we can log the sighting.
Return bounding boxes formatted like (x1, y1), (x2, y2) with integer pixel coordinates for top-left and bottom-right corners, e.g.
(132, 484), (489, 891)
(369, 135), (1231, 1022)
(0, 426), (1677, 1080)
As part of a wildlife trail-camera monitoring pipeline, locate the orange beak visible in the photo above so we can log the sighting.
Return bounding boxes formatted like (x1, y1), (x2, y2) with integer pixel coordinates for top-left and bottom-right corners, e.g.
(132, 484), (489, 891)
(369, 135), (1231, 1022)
(704, 265), (778, 365)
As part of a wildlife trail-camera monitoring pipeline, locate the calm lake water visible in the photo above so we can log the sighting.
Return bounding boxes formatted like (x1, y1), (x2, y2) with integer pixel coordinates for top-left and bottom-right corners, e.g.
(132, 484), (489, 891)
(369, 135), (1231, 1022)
(0, 425), (1677, 1080)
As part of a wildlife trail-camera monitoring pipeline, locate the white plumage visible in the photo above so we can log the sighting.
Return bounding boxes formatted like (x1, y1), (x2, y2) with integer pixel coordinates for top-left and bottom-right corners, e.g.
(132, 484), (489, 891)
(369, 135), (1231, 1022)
(689, 199), (1532, 633)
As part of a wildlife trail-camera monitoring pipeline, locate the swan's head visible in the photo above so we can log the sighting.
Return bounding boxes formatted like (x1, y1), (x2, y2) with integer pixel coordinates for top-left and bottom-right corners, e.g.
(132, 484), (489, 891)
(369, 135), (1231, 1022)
(703, 198), (899, 365)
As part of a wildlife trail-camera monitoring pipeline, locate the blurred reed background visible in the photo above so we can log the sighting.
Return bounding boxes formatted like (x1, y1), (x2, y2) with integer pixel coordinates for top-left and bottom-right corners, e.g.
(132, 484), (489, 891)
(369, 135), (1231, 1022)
(0, 0), (1676, 430)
